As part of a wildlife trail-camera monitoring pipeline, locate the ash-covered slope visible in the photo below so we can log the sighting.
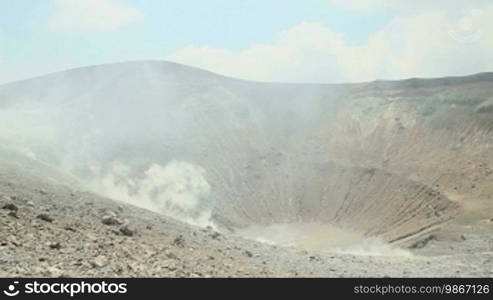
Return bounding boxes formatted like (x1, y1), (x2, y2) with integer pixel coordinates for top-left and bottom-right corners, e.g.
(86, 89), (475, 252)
(1, 61), (492, 247)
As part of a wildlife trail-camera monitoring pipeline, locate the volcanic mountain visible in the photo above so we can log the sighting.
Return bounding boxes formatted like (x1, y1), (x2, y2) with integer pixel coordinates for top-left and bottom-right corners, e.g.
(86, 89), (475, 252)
(1, 61), (492, 249)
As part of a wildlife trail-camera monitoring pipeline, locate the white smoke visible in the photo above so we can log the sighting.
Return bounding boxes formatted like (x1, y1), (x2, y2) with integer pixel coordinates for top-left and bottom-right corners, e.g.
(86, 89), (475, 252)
(92, 160), (214, 228)
(237, 222), (412, 257)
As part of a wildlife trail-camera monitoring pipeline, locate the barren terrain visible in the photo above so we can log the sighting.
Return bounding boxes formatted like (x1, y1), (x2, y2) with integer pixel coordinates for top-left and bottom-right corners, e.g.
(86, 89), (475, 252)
(1, 61), (492, 277)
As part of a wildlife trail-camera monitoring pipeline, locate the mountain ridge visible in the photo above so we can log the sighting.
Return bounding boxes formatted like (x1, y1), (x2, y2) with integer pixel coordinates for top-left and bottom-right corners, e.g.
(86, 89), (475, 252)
(2, 59), (493, 88)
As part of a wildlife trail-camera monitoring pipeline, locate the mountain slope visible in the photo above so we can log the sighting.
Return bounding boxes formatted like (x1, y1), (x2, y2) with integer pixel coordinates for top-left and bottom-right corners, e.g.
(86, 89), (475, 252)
(0, 61), (492, 247)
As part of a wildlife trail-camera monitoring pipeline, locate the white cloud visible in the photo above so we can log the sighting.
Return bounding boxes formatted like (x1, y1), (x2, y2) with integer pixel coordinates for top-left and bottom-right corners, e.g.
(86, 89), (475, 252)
(48, 0), (144, 32)
(329, 0), (388, 11)
(168, 7), (493, 83)
(329, 0), (491, 13)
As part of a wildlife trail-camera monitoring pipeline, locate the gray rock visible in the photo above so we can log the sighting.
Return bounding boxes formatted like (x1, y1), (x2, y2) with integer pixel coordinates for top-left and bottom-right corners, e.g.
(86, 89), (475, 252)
(119, 226), (134, 237)
(49, 242), (62, 250)
(91, 256), (108, 268)
(2, 203), (18, 212)
(173, 235), (185, 248)
(102, 215), (123, 226)
(8, 211), (18, 219)
(36, 213), (54, 223)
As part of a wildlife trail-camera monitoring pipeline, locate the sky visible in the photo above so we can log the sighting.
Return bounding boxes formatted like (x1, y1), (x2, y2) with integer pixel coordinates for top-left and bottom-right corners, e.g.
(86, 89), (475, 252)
(0, 0), (492, 84)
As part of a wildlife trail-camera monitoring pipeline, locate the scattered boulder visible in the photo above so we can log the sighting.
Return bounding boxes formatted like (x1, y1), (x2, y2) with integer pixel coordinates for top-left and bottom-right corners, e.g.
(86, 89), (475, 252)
(91, 255), (108, 268)
(119, 226), (134, 237)
(64, 226), (76, 232)
(49, 242), (62, 250)
(165, 251), (179, 260)
(8, 211), (18, 219)
(102, 215), (123, 226)
(173, 235), (185, 248)
(46, 266), (62, 277)
(409, 235), (436, 249)
(7, 235), (21, 247)
(36, 213), (54, 223)
(210, 232), (221, 240)
(162, 260), (178, 271)
(2, 203), (18, 212)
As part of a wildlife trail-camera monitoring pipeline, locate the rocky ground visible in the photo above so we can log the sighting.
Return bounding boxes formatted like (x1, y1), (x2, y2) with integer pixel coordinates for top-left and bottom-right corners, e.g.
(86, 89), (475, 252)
(1, 164), (493, 278)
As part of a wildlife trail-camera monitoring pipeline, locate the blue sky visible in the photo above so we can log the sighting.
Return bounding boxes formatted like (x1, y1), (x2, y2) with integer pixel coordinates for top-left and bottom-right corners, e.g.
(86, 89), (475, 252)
(0, 0), (492, 83)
